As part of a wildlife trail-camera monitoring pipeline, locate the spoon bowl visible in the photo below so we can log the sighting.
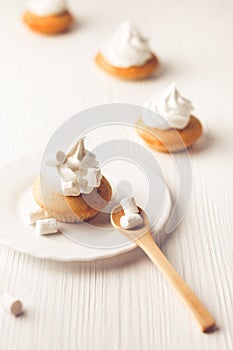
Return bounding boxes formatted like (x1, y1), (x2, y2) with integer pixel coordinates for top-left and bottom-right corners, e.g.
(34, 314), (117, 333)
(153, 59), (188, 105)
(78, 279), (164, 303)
(111, 205), (149, 241)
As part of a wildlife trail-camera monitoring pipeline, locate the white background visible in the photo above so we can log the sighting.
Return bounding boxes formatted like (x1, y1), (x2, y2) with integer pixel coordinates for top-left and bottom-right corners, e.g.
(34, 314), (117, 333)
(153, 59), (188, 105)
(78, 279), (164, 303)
(0, 0), (233, 349)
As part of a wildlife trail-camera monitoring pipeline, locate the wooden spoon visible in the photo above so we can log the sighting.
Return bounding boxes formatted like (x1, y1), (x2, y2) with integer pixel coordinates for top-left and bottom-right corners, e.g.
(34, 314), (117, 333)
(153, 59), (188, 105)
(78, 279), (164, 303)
(111, 205), (216, 333)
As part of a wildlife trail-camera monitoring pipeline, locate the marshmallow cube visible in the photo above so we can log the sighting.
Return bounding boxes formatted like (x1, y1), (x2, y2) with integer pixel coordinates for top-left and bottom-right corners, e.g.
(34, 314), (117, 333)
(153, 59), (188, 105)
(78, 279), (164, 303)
(78, 167), (102, 193)
(78, 167), (88, 178)
(25, 208), (47, 225)
(0, 292), (23, 316)
(120, 213), (143, 229)
(59, 166), (77, 182)
(56, 151), (66, 164)
(61, 180), (80, 196)
(36, 219), (58, 235)
(86, 168), (102, 187)
(82, 152), (99, 168)
(120, 197), (139, 215)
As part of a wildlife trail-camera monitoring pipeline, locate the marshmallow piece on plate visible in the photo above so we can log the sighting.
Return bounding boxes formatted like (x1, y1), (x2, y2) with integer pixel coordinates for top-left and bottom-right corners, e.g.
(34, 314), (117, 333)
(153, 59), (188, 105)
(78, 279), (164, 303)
(36, 219), (58, 235)
(120, 197), (139, 215)
(120, 213), (143, 229)
(0, 292), (23, 316)
(25, 208), (47, 225)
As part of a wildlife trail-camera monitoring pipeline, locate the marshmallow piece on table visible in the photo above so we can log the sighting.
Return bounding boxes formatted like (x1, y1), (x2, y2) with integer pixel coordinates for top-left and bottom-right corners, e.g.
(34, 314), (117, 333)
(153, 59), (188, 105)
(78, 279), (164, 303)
(25, 208), (47, 225)
(0, 292), (23, 316)
(120, 213), (143, 229)
(120, 197), (139, 215)
(36, 219), (58, 235)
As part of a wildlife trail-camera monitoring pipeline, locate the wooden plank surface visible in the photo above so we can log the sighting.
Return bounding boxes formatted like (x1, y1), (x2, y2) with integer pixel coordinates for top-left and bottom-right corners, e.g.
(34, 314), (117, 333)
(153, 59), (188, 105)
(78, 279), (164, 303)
(0, 0), (232, 349)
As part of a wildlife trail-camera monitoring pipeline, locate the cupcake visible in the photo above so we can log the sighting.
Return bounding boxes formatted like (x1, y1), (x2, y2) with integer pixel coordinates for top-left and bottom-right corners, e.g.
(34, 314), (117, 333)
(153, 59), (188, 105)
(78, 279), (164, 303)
(136, 84), (203, 152)
(33, 138), (112, 223)
(23, 0), (73, 35)
(95, 21), (159, 80)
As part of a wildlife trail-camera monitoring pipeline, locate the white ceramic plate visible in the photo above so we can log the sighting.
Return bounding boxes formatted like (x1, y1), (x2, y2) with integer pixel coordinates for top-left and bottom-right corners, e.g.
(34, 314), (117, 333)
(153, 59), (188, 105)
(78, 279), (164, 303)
(0, 151), (172, 261)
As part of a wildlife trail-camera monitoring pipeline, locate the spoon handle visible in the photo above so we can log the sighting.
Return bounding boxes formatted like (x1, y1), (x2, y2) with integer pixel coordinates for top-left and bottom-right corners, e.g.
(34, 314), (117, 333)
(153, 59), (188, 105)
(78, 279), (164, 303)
(137, 232), (216, 333)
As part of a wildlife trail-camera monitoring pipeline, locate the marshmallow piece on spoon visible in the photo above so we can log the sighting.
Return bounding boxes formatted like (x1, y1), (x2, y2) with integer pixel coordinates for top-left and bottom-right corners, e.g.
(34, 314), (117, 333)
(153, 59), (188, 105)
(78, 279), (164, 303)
(36, 219), (58, 235)
(120, 213), (143, 229)
(120, 197), (139, 215)
(120, 197), (143, 229)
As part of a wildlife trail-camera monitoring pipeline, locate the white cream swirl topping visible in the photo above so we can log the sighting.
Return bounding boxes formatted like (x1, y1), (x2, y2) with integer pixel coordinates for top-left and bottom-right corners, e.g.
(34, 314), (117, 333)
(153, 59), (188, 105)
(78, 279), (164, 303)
(56, 138), (102, 196)
(100, 21), (153, 68)
(143, 84), (194, 130)
(27, 0), (67, 17)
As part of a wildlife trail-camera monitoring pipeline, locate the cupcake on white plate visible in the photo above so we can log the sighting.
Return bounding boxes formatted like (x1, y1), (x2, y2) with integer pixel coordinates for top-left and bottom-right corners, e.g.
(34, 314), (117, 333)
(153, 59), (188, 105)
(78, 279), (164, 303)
(33, 138), (112, 223)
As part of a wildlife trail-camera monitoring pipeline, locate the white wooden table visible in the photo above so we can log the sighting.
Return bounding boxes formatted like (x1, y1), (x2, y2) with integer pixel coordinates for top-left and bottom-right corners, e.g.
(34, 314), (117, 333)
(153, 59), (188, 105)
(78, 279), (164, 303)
(0, 0), (232, 349)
